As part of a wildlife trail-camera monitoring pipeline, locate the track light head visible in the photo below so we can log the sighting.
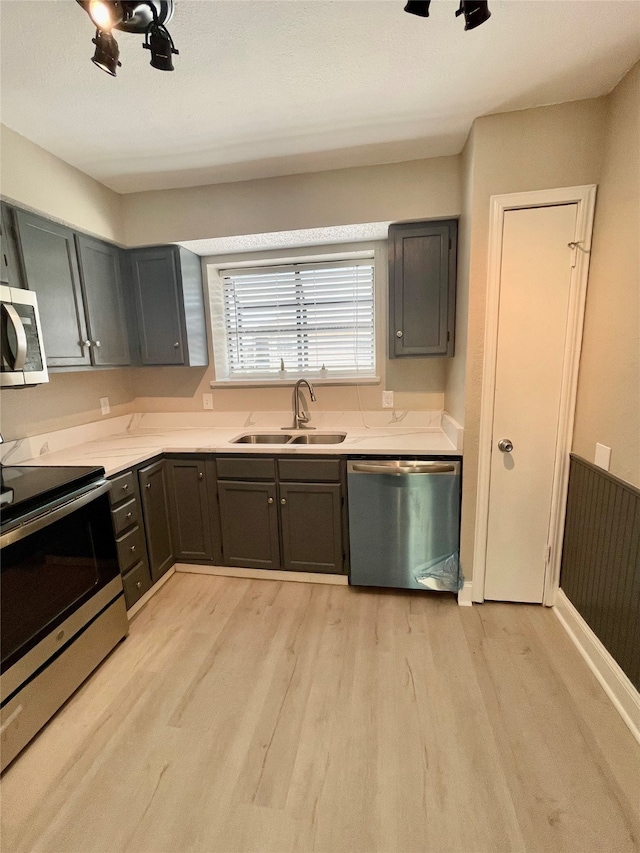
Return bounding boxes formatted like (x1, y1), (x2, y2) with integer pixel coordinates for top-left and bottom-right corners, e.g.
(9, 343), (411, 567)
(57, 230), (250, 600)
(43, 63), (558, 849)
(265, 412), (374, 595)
(143, 22), (179, 71)
(87, 0), (123, 31)
(404, 1), (431, 17)
(455, 1), (491, 30)
(91, 28), (121, 76)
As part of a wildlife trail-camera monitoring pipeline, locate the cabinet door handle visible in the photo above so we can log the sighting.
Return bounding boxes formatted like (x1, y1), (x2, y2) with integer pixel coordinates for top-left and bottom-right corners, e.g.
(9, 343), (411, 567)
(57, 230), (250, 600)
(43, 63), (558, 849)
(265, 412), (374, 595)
(94, 340), (101, 347)
(198, 472), (204, 480)
(136, 581), (142, 589)
(83, 339), (92, 347)
(173, 342), (180, 348)
(280, 498), (287, 505)
(396, 330), (403, 338)
(146, 483), (151, 490)
(267, 497), (274, 504)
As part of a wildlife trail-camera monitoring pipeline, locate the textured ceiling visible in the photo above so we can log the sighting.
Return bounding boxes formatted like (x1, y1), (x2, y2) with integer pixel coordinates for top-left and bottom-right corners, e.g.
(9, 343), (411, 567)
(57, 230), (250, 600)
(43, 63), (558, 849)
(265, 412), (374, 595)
(1, 0), (639, 193)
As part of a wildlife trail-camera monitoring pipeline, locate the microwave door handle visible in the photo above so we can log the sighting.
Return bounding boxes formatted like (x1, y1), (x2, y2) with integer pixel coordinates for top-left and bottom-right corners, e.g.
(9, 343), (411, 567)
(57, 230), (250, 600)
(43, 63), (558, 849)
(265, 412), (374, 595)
(3, 303), (27, 370)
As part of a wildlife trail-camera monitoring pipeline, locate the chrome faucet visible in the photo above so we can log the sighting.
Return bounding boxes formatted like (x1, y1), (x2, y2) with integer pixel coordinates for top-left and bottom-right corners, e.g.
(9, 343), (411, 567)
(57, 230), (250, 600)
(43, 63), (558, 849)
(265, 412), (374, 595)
(289, 379), (316, 430)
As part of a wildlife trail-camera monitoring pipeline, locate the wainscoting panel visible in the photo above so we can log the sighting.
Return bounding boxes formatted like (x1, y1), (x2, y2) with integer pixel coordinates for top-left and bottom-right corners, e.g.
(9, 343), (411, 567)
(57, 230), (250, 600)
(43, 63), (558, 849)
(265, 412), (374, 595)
(560, 454), (640, 690)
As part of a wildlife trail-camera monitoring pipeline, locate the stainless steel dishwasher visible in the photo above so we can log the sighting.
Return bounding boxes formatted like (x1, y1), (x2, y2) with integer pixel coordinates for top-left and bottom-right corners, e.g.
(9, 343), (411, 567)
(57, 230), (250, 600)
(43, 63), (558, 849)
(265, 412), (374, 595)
(347, 459), (461, 591)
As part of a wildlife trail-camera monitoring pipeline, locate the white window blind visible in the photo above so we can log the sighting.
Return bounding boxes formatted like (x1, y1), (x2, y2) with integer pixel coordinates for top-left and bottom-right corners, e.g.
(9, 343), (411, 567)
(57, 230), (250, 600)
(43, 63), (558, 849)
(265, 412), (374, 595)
(221, 260), (375, 378)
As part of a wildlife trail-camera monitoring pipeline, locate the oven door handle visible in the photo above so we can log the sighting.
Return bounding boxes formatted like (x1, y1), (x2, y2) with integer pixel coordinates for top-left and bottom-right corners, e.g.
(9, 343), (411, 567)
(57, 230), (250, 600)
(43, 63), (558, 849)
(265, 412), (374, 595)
(1, 480), (111, 548)
(2, 303), (28, 371)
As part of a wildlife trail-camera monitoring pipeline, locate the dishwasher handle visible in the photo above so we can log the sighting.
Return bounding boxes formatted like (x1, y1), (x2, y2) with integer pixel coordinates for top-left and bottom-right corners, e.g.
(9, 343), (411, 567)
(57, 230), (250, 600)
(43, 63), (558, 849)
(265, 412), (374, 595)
(348, 461), (459, 475)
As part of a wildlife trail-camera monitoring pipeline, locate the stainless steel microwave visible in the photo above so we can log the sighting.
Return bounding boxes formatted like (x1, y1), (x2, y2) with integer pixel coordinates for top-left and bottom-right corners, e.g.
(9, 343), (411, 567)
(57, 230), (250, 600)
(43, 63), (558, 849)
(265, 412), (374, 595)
(1, 285), (48, 387)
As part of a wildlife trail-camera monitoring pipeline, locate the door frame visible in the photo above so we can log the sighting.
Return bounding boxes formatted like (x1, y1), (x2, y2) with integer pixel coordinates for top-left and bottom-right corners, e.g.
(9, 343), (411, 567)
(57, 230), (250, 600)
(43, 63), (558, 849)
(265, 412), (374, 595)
(472, 185), (597, 605)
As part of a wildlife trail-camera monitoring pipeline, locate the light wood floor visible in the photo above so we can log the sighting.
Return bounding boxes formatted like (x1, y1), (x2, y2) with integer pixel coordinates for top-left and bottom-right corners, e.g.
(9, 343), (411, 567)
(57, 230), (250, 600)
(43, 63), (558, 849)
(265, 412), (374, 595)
(2, 573), (639, 853)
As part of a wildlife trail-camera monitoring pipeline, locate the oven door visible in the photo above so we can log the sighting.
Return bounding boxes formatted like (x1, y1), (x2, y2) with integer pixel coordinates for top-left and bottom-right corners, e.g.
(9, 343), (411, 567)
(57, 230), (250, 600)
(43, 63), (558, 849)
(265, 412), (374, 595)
(1, 482), (122, 692)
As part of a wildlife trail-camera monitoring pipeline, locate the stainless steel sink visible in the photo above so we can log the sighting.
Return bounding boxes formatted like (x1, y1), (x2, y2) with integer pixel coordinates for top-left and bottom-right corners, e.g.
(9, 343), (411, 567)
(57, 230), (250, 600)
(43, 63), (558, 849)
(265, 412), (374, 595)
(231, 433), (293, 444)
(289, 432), (346, 444)
(230, 431), (346, 444)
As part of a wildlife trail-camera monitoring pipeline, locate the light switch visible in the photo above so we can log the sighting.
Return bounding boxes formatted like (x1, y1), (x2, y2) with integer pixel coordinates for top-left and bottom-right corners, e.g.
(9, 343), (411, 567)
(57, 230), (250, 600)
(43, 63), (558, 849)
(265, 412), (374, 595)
(100, 397), (110, 416)
(594, 443), (611, 471)
(202, 393), (214, 410)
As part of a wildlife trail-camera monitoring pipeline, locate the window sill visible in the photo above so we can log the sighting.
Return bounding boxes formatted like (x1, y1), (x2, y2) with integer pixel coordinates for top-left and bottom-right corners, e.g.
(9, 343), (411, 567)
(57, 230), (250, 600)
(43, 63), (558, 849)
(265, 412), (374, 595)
(210, 376), (381, 389)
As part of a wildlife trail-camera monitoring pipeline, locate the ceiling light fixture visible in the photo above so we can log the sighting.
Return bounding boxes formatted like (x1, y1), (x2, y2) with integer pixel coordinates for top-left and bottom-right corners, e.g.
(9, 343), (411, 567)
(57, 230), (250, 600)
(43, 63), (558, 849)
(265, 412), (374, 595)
(76, 1), (178, 75)
(404, 1), (431, 17)
(455, 1), (491, 30)
(404, 0), (491, 29)
(91, 28), (122, 75)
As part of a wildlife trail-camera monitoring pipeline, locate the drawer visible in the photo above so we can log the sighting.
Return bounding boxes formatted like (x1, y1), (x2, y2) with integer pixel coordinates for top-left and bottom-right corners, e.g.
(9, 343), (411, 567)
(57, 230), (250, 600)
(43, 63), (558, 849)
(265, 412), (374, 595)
(116, 525), (147, 574)
(111, 498), (139, 537)
(216, 457), (276, 480)
(122, 561), (151, 610)
(109, 471), (136, 507)
(278, 458), (341, 482)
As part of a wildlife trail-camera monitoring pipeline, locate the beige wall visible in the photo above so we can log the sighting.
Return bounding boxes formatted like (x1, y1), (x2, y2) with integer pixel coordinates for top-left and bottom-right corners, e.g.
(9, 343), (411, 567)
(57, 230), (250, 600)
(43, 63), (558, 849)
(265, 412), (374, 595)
(458, 96), (608, 580)
(0, 370), (135, 441)
(121, 156), (461, 245)
(572, 63), (640, 488)
(0, 125), (124, 243)
(444, 127), (475, 426)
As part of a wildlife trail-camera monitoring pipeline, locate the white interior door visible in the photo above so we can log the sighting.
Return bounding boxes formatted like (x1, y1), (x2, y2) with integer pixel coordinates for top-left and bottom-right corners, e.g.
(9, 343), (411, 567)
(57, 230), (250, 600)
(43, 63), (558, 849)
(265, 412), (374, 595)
(484, 203), (579, 603)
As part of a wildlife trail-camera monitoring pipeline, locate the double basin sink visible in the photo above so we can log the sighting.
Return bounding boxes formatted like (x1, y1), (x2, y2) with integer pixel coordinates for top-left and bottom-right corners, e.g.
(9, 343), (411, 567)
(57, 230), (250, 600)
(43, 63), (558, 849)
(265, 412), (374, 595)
(231, 431), (346, 445)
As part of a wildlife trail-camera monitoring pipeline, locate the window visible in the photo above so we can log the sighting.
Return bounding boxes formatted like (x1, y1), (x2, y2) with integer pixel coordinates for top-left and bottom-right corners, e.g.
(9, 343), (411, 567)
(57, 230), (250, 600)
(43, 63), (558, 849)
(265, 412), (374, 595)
(219, 259), (375, 380)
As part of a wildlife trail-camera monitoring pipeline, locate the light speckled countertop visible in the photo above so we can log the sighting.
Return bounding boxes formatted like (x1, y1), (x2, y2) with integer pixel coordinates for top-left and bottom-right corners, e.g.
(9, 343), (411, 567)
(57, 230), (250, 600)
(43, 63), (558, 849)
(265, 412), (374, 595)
(5, 411), (462, 477)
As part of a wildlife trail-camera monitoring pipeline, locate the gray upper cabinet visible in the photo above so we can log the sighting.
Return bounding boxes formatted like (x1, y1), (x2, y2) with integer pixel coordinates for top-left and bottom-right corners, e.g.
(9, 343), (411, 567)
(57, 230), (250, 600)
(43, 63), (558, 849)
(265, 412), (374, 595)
(388, 219), (457, 358)
(14, 210), (91, 367)
(128, 245), (208, 367)
(1, 204), (22, 288)
(75, 235), (131, 366)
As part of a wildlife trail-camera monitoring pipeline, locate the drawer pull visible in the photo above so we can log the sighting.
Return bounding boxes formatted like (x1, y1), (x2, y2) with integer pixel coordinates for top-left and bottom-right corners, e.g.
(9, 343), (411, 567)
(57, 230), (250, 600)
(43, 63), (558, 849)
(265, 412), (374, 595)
(136, 581), (142, 589)
(126, 512), (133, 520)
(130, 545), (136, 553)
(122, 483), (129, 491)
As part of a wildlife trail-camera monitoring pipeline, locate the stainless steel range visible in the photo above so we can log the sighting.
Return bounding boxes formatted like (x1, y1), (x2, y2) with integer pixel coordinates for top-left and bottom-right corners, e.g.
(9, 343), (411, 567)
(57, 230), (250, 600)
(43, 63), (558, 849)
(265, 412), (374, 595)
(0, 459), (128, 771)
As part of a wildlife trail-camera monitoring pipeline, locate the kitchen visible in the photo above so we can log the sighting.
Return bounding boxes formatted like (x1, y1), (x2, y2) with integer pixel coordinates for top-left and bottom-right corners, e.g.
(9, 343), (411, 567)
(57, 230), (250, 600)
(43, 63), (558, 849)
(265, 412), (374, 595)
(1, 1), (639, 850)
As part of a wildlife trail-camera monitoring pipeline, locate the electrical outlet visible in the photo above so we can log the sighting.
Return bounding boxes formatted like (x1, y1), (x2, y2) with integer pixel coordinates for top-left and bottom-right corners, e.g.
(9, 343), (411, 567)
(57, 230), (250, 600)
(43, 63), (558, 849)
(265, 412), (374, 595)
(202, 393), (214, 410)
(100, 397), (110, 416)
(382, 391), (394, 408)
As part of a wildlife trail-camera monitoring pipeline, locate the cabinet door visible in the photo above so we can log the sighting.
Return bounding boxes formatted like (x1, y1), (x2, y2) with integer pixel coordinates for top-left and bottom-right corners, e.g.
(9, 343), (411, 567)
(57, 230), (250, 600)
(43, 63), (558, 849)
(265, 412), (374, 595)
(76, 235), (130, 366)
(167, 458), (213, 561)
(218, 480), (280, 570)
(14, 211), (90, 366)
(129, 247), (185, 365)
(139, 460), (174, 582)
(279, 482), (343, 573)
(0, 204), (22, 288)
(389, 220), (457, 358)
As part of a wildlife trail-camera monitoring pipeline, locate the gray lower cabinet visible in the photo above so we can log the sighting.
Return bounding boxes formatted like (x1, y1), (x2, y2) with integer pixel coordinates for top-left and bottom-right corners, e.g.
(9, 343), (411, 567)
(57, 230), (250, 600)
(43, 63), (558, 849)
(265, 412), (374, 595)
(128, 245), (207, 367)
(139, 460), (174, 582)
(13, 210), (91, 366)
(216, 456), (346, 574)
(217, 480), (280, 570)
(75, 234), (130, 366)
(388, 219), (457, 358)
(166, 457), (217, 562)
(279, 482), (343, 573)
(108, 469), (152, 610)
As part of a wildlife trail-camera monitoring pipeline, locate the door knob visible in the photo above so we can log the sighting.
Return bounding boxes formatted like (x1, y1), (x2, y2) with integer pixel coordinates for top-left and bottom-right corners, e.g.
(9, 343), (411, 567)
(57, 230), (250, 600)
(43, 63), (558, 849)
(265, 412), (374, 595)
(498, 438), (514, 453)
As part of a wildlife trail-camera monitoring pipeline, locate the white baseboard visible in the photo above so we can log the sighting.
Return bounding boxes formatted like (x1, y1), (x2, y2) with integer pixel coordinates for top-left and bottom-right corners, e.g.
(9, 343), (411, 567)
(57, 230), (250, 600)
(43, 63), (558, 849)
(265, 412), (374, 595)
(127, 566), (176, 619)
(457, 581), (473, 607)
(174, 564), (349, 586)
(554, 589), (640, 746)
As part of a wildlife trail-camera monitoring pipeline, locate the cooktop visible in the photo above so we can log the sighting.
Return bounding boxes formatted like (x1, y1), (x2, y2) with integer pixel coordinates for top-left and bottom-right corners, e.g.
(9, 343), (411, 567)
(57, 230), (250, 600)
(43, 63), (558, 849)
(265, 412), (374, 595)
(0, 465), (106, 529)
